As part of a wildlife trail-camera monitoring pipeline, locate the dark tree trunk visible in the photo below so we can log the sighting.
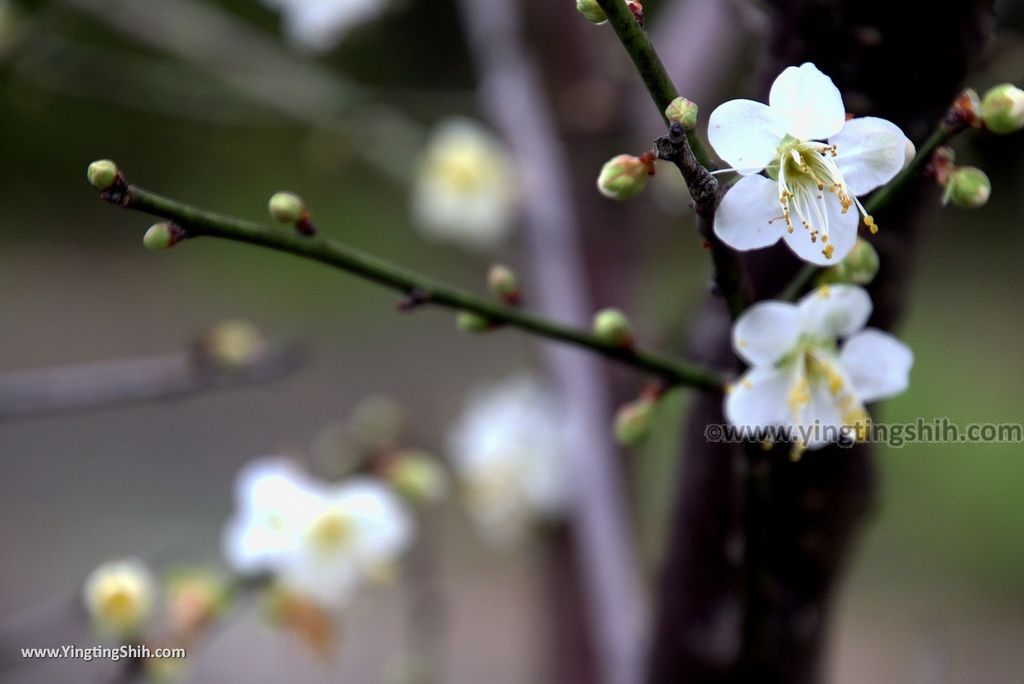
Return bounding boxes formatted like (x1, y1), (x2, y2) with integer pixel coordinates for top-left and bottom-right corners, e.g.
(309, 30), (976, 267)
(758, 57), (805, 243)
(647, 2), (994, 682)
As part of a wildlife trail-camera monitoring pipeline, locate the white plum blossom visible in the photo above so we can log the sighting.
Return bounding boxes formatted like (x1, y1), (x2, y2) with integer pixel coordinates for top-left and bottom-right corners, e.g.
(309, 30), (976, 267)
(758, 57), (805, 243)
(411, 118), (518, 252)
(262, 0), (389, 52)
(709, 63), (912, 265)
(223, 457), (413, 608)
(82, 558), (157, 638)
(725, 285), (913, 457)
(447, 375), (570, 548)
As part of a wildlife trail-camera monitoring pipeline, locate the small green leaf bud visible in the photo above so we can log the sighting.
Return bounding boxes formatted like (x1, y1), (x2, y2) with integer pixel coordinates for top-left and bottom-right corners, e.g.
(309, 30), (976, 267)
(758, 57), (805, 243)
(597, 154), (650, 201)
(614, 397), (656, 447)
(818, 238), (880, 286)
(487, 263), (521, 305)
(268, 192), (307, 224)
(980, 83), (1024, 134)
(143, 222), (186, 251)
(943, 166), (991, 209)
(576, 0), (607, 24)
(383, 450), (448, 505)
(593, 307), (634, 347)
(456, 311), (493, 333)
(664, 97), (699, 130)
(87, 159), (119, 191)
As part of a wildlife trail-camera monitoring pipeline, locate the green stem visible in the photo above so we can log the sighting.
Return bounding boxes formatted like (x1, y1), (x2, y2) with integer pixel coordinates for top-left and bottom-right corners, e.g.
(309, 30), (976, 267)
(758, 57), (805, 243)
(111, 184), (725, 392)
(594, 0), (714, 169)
(779, 124), (961, 301)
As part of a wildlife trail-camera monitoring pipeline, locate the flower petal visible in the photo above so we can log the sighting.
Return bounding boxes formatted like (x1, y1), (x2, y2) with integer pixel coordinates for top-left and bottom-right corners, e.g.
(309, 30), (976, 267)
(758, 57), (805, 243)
(725, 366), (793, 430)
(714, 174), (787, 250)
(800, 382), (845, 450)
(708, 99), (787, 173)
(838, 328), (913, 402)
(781, 193), (859, 265)
(797, 284), (872, 340)
(831, 117), (911, 195)
(330, 477), (414, 559)
(732, 300), (802, 366)
(769, 63), (846, 141)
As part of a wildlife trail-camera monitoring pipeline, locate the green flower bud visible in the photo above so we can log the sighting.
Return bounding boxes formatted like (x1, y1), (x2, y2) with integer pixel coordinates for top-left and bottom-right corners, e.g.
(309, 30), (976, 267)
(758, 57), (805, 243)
(268, 192), (306, 224)
(593, 307), (634, 347)
(664, 97), (699, 130)
(980, 83), (1024, 134)
(943, 166), (991, 209)
(456, 311), (492, 333)
(87, 159), (119, 191)
(385, 450), (448, 505)
(614, 398), (656, 447)
(597, 154), (650, 201)
(487, 263), (521, 305)
(818, 238), (880, 286)
(143, 222), (185, 251)
(576, 0), (607, 24)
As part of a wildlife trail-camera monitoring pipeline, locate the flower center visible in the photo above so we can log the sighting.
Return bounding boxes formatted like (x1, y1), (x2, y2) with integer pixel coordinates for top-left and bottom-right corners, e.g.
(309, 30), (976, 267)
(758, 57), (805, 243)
(308, 508), (355, 555)
(769, 136), (877, 259)
(781, 338), (870, 458)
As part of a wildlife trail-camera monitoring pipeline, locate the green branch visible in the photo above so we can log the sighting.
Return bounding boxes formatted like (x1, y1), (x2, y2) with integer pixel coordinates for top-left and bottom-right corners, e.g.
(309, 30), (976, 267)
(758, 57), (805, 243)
(594, 0), (714, 169)
(95, 181), (725, 393)
(779, 124), (962, 301)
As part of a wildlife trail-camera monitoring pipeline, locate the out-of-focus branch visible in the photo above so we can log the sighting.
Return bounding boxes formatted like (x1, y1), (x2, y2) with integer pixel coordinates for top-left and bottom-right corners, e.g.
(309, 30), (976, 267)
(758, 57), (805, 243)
(454, 0), (651, 682)
(0, 339), (304, 421)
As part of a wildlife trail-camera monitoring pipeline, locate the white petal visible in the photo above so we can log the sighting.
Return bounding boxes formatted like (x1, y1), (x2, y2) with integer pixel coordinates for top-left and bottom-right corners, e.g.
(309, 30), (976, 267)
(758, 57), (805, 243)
(725, 366), (793, 430)
(797, 284), (872, 340)
(708, 99), (786, 173)
(800, 382), (845, 450)
(781, 193), (859, 265)
(330, 478), (414, 560)
(222, 512), (295, 574)
(831, 117), (911, 196)
(769, 63), (846, 141)
(838, 328), (913, 402)
(732, 301), (802, 366)
(280, 554), (361, 608)
(714, 175), (786, 250)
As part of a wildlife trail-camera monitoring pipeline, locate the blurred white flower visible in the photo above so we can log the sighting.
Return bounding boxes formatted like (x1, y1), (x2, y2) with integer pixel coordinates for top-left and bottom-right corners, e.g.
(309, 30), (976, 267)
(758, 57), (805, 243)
(82, 558), (157, 638)
(262, 0), (389, 52)
(411, 118), (518, 251)
(223, 457), (414, 607)
(447, 375), (570, 548)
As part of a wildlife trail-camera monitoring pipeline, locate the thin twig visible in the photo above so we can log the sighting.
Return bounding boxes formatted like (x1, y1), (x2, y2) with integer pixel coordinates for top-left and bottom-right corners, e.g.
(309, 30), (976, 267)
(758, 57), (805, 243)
(94, 182), (725, 392)
(0, 339), (304, 421)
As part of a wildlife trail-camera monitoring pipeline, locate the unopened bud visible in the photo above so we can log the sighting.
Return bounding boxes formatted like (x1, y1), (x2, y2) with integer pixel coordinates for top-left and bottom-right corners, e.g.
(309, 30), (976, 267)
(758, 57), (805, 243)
(597, 154), (650, 201)
(943, 166), (991, 208)
(456, 311), (493, 333)
(87, 159), (119, 191)
(83, 559), (156, 638)
(384, 450), (448, 505)
(166, 568), (230, 638)
(980, 83), (1024, 134)
(143, 222), (186, 251)
(614, 398), (656, 447)
(487, 263), (521, 305)
(949, 88), (982, 128)
(576, 0), (607, 24)
(593, 307), (634, 347)
(196, 319), (266, 369)
(665, 97), (699, 130)
(818, 238), (879, 286)
(268, 192), (307, 224)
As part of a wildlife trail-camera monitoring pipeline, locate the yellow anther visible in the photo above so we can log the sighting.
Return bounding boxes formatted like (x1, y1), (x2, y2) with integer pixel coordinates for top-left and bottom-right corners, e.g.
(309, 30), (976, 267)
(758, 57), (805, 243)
(822, 243), (835, 259)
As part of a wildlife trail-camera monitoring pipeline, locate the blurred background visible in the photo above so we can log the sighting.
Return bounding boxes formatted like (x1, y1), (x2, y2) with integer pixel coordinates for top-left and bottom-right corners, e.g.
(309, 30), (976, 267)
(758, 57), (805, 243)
(1, 0), (1023, 682)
